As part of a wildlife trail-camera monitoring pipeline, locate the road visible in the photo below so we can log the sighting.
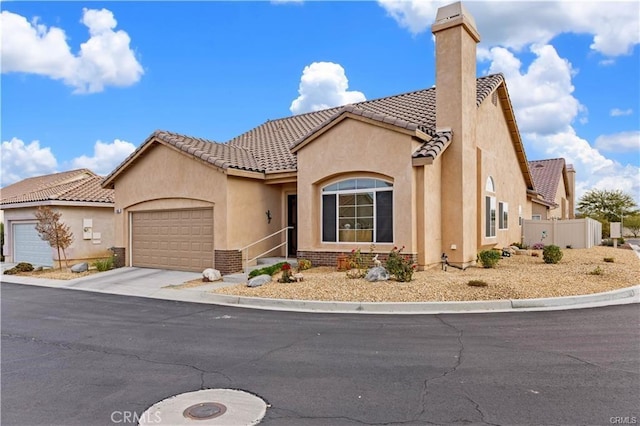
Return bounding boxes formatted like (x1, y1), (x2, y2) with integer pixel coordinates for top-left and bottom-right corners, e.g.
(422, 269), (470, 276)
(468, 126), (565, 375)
(2, 283), (639, 425)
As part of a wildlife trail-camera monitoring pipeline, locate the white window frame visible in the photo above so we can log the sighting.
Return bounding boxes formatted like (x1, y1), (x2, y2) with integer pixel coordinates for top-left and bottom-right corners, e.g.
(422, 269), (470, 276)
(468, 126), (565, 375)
(321, 178), (393, 244)
(485, 176), (496, 238)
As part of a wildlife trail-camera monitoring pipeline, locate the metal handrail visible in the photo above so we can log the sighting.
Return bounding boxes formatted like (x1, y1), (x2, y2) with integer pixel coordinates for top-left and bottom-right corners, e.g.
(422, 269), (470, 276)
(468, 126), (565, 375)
(239, 226), (293, 273)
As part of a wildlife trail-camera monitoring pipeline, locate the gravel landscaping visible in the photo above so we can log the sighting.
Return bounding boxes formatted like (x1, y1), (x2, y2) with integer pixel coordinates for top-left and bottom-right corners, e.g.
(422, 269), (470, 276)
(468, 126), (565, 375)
(213, 246), (640, 302)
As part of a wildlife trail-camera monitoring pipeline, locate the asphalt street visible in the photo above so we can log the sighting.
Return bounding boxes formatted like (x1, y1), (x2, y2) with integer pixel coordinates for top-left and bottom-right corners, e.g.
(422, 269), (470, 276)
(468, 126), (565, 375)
(2, 283), (639, 426)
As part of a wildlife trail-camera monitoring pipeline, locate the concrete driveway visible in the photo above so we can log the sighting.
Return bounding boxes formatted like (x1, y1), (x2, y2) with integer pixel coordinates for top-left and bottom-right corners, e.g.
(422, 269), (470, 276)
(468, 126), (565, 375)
(1, 265), (202, 298)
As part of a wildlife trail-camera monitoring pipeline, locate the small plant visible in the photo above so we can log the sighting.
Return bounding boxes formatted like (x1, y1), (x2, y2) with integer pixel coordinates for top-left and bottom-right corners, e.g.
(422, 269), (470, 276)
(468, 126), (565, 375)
(477, 250), (501, 268)
(278, 262), (294, 283)
(511, 242), (528, 249)
(588, 266), (604, 276)
(542, 245), (563, 264)
(297, 258), (312, 271)
(94, 257), (114, 272)
(467, 279), (488, 287)
(603, 257), (615, 263)
(385, 246), (416, 282)
(248, 262), (286, 278)
(3, 262), (34, 275)
(346, 249), (367, 279)
(531, 242), (545, 250)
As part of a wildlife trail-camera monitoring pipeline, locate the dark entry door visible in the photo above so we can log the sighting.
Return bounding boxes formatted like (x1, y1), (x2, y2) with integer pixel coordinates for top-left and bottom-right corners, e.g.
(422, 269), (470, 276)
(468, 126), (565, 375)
(287, 194), (297, 256)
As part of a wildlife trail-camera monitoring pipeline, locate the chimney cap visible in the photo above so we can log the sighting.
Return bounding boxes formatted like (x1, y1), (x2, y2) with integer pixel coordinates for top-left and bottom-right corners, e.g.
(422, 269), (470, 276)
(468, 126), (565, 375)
(432, 1), (480, 42)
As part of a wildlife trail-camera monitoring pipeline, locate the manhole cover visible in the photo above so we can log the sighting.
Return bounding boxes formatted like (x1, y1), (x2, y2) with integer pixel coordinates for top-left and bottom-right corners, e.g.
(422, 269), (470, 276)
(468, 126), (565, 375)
(184, 402), (227, 420)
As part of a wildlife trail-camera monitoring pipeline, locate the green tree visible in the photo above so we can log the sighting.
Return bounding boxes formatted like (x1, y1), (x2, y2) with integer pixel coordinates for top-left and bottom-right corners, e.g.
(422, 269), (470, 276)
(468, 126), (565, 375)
(625, 215), (640, 238)
(577, 189), (638, 222)
(34, 206), (74, 269)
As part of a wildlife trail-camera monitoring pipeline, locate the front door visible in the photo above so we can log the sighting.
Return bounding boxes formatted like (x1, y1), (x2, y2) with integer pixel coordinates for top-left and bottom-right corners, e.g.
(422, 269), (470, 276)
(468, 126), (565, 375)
(287, 194), (297, 256)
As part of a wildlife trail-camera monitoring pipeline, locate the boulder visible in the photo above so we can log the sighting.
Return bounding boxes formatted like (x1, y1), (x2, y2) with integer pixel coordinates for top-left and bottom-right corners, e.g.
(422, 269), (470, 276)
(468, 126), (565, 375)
(202, 268), (222, 282)
(71, 262), (89, 273)
(247, 274), (271, 288)
(365, 266), (389, 282)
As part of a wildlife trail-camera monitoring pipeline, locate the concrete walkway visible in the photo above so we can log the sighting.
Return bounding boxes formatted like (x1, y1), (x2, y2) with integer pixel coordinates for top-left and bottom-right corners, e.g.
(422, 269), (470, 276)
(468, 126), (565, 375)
(1, 263), (638, 314)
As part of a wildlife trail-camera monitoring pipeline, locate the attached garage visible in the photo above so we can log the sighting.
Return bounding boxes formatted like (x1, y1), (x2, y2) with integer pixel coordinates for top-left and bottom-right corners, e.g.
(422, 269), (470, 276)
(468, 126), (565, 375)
(13, 222), (53, 266)
(131, 208), (214, 272)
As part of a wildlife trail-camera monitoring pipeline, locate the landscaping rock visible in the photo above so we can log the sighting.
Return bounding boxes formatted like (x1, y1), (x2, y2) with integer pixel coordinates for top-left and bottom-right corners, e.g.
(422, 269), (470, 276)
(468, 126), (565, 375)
(71, 262), (89, 273)
(202, 268), (222, 282)
(365, 266), (389, 282)
(247, 274), (271, 288)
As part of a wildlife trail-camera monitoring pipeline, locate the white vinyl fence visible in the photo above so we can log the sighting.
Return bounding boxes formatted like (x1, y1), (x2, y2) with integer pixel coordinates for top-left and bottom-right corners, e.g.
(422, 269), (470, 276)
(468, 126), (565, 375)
(522, 218), (602, 249)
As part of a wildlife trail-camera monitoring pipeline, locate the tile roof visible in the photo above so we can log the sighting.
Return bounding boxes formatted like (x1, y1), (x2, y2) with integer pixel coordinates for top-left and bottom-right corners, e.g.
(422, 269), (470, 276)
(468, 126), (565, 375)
(104, 73), (507, 183)
(1, 169), (114, 206)
(528, 158), (567, 206)
(228, 73), (505, 172)
(412, 129), (453, 160)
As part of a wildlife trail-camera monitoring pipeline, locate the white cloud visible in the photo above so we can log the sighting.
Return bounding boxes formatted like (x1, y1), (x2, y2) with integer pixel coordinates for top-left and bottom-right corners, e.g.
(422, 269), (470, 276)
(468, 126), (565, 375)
(290, 62), (366, 114)
(1, 137), (136, 186)
(1, 8), (143, 93)
(483, 44), (583, 135)
(1, 138), (58, 186)
(70, 139), (136, 175)
(610, 108), (633, 117)
(378, 1), (640, 57)
(595, 131), (640, 153)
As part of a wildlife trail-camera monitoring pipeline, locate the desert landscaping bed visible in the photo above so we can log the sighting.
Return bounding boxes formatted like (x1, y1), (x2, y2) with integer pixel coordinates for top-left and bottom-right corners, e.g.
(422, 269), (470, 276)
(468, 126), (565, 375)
(213, 246), (640, 302)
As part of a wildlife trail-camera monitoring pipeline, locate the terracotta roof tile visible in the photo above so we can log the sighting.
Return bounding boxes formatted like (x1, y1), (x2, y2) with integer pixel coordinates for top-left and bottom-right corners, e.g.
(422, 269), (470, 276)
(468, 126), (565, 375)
(413, 129), (453, 160)
(529, 158), (566, 206)
(1, 169), (114, 206)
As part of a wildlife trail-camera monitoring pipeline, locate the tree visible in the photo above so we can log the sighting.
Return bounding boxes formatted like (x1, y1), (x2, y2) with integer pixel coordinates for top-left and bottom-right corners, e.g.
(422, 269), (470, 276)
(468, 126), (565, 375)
(34, 206), (74, 269)
(625, 215), (640, 238)
(577, 189), (638, 222)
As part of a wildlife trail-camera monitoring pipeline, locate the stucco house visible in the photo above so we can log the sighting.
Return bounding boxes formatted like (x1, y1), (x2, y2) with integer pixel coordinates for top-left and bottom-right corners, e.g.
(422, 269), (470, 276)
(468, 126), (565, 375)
(529, 158), (576, 220)
(1, 169), (115, 267)
(103, 2), (557, 273)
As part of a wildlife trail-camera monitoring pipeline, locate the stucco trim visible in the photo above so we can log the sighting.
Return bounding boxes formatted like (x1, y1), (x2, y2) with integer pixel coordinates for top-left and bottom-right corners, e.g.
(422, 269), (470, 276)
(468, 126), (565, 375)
(226, 168), (265, 180)
(0, 200), (114, 209)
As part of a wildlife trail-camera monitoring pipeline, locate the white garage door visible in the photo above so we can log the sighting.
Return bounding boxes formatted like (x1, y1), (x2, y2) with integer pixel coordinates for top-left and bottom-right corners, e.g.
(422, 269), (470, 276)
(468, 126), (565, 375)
(131, 209), (214, 272)
(13, 223), (53, 266)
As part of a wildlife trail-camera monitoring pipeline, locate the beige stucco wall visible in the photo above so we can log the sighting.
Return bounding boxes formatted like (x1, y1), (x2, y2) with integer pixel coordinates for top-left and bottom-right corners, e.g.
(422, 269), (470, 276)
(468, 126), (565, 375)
(532, 202), (549, 220)
(475, 93), (530, 249)
(112, 142), (228, 265)
(551, 174), (568, 219)
(2, 205), (114, 264)
(296, 118), (420, 256)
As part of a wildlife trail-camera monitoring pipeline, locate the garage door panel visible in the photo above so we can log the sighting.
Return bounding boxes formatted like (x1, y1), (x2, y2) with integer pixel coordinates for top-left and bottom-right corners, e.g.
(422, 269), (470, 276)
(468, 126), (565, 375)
(13, 223), (53, 266)
(132, 208), (214, 272)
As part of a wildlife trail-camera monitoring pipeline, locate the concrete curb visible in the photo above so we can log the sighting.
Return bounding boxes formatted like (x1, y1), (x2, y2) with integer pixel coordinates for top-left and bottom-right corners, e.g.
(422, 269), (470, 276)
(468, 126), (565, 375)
(194, 285), (640, 314)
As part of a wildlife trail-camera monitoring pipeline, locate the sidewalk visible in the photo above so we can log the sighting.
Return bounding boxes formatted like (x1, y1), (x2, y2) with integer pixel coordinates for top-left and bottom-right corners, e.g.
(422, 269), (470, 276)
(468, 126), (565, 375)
(2, 265), (638, 315)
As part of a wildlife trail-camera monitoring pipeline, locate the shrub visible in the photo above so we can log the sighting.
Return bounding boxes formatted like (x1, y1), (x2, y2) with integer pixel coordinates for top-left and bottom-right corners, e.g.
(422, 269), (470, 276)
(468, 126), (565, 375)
(477, 250), (501, 268)
(603, 257), (615, 263)
(542, 245), (563, 264)
(248, 262), (286, 278)
(94, 257), (114, 272)
(386, 246), (416, 282)
(467, 280), (488, 287)
(3, 262), (34, 275)
(588, 266), (604, 276)
(602, 238), (625, 247)
(531, 242), (545, 250)
(297, 258), (312, 271)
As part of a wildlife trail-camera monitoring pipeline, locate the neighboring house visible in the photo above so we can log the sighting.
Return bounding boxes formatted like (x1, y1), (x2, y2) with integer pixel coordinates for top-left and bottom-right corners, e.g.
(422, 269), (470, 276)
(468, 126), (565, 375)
(103, 2), (555, 272)
(529, 158), (576, 220)
(1, 169), (115, 267)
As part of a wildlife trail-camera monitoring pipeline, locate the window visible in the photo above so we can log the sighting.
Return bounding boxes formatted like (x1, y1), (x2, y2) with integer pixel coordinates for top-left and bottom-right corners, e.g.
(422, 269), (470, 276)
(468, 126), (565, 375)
(322, 178), (393, 243)
(485, 176), (496, 238)
(499, 202), (508, 230)
(485, 196), (496, 237)
(532, 215), (542, 221)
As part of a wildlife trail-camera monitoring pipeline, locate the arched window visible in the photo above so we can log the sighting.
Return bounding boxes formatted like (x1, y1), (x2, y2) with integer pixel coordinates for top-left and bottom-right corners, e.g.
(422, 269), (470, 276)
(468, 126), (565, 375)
(485, 176), (496, 237)
(322, 178), (393, 243)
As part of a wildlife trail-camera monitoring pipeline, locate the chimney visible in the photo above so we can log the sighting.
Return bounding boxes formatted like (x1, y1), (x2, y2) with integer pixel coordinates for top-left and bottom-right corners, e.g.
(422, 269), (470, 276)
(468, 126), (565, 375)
(432, 2), (480, 268)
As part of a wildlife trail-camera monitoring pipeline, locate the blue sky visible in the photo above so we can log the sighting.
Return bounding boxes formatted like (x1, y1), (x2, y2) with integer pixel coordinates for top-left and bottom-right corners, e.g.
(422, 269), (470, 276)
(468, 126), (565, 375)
(1, 1), (639, 204)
